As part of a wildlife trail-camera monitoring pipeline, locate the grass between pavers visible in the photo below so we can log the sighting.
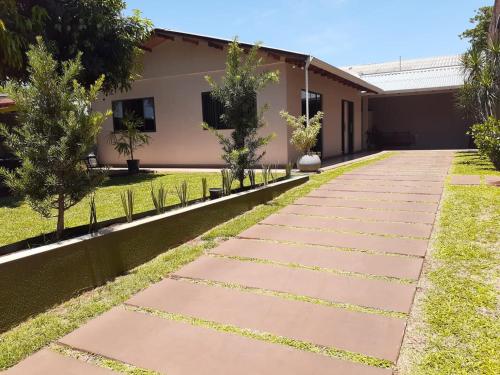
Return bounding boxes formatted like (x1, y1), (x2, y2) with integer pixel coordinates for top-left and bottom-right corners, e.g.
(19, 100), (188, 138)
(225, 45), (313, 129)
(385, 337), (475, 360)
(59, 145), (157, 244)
(126, 305), (393, 369)
(53, 344), (160, 375)
(209, 253), (416, 285)
(400, 155), (500, 374)
(0, 152), (392, 371)
(174, 276), (407, 320)
(0, 171), (278, 247)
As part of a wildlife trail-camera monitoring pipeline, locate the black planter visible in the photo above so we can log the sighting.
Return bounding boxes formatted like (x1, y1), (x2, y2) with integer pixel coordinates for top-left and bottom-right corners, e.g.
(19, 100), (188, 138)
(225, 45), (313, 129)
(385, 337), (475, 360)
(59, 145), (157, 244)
(127, 159), (140, 174)
(209, 188), (223, 200)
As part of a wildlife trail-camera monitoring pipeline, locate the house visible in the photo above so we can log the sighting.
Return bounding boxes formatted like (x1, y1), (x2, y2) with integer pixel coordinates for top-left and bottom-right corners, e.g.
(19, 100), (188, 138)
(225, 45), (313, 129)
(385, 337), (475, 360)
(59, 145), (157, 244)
(93, 29), (381, 167)
(343, 56), (471, 149)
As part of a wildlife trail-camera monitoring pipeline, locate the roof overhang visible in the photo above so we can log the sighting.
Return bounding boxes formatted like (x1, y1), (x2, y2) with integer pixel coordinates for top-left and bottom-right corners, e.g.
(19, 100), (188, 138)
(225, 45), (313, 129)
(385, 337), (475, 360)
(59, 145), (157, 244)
(366, 85), (461, 97)
(142, 29), (382, 94)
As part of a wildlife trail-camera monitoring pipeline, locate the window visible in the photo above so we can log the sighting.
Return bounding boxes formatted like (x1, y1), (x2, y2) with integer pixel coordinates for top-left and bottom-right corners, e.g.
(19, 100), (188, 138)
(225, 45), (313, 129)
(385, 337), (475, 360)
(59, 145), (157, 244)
(112, 98), (156, 132)
(201, 91), (257, 130)
(201, 92), (227, 129)
(301, 90), (323, 154)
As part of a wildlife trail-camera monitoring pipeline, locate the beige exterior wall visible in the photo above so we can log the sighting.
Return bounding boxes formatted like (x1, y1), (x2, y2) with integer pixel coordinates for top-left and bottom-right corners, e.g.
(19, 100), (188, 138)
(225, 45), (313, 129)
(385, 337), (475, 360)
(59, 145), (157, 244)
(94, 38), (289, 167)
(94, 37), (365, 167)
(285, 65), (364, 162)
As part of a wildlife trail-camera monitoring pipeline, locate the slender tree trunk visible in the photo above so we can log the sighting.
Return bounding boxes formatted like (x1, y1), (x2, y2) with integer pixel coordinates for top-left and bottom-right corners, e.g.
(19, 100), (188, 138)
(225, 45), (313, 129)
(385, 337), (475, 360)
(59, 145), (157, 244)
(56, 193), (65, 240)
(129, 138), (134, 161)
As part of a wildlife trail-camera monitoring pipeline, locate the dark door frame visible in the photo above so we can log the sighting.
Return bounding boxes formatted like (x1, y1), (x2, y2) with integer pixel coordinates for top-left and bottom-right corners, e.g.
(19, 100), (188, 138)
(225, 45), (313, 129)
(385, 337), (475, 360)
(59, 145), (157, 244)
(342, 99), (354, 155)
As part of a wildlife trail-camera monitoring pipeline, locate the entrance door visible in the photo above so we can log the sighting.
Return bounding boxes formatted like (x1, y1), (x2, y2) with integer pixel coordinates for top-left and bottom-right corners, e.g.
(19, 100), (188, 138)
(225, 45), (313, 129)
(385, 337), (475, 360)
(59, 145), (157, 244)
(301, 90), (323, 155)
(342, 100), (354, 154)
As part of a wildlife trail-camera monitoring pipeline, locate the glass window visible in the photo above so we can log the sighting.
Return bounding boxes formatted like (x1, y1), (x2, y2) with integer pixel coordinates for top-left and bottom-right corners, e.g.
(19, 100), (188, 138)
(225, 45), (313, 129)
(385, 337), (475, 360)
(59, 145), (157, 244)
(112, 98), (156, 132)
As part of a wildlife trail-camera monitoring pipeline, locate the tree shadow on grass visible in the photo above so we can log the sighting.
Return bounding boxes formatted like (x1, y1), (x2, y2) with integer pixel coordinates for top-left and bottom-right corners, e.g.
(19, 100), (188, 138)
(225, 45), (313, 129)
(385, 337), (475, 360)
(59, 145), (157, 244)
(454, 151), (497, 173)
(101, 172), (165, 188)
(0, 195), (23, 208)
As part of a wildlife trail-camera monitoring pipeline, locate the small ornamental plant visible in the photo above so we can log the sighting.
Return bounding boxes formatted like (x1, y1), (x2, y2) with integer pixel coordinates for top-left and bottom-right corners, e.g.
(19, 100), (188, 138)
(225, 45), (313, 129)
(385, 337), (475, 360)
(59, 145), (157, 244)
(280, 110), (323, 155)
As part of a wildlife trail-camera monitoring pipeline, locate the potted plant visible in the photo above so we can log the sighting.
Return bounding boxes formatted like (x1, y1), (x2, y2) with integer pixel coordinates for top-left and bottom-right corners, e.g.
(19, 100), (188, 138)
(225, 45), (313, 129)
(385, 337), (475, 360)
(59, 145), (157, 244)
(280, 110), (323, 172)
(109, 111), (150, 173)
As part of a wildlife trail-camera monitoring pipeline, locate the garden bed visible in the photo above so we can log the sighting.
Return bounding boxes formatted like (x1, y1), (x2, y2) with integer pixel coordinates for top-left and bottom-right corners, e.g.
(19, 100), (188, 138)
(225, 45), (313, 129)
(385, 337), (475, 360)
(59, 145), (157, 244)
(0, 175), (307, 332)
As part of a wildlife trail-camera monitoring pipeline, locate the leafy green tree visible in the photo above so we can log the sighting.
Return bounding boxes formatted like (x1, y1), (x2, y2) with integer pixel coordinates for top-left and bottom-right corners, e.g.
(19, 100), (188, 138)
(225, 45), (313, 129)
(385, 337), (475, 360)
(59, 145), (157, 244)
(459, 6), (494, 51)
(0, 0), (152, 93)
(0, 0), (47, 80)
(458, 6), (499, 122)
(0, 38), (109, 239)
(280, 111), (323, 155)
(203, 38), (279, 187)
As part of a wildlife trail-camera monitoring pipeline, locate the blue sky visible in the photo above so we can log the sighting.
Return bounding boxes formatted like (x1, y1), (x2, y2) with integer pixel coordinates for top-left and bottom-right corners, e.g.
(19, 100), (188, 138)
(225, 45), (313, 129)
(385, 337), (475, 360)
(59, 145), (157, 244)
(126, 0), (492, 66)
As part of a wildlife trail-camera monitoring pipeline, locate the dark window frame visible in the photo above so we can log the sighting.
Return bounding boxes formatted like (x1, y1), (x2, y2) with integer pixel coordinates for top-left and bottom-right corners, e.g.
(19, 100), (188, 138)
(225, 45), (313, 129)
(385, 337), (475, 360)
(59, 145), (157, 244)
(201, 91), (230, 130)
(112, 97), (156, 133)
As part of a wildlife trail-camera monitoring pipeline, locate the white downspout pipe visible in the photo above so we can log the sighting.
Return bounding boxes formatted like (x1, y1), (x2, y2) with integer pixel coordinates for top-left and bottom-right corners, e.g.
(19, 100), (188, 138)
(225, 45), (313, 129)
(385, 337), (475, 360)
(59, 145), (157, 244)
(305, 56), (313, 125)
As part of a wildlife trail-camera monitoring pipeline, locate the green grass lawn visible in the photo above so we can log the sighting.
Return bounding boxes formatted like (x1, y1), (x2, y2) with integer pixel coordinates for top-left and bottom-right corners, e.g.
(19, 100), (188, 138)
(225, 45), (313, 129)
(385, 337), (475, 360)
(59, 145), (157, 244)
(0, 171), (277, 247)
(452, 151), (500, 175)
(402, 152), (500, 375)
(0, 153), (392, 371)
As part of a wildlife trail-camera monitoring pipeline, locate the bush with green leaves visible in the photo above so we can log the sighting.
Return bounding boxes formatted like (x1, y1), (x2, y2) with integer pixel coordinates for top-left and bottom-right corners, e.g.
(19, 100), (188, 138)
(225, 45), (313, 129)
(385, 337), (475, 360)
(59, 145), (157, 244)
(203, 38), (279, 188)
(470, 116), (500, 169)
(175, 181), (189, 207)
(0, 38), (109, 239)
(280, 110), (324, 155)
(121, 189), (134, 223)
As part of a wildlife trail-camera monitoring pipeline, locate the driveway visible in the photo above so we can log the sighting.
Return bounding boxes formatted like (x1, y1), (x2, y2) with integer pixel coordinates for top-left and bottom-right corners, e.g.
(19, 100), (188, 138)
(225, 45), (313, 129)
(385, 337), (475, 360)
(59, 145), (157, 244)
(7, 151), (454, 375)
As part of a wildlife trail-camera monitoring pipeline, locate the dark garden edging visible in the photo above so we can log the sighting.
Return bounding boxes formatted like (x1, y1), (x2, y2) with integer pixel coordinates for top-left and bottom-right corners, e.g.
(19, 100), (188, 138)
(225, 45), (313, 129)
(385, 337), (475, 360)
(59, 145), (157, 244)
(0, 175), (308, 333)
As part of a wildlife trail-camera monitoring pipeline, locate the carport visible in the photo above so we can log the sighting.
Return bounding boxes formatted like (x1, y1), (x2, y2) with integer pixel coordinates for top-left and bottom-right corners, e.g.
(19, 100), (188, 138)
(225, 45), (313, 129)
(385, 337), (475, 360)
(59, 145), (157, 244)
(343, 55), (471, 149)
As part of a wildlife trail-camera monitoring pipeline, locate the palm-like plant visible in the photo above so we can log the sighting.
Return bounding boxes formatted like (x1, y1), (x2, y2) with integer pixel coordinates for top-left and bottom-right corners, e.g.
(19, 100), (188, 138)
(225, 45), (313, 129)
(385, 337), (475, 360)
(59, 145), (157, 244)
(458, 38), (500, 122)
(109, 111), (150, 161)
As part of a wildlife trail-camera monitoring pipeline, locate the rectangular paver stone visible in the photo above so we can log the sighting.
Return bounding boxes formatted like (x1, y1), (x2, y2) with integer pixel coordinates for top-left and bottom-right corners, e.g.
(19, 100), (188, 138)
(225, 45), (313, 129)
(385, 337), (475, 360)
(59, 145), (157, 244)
(308, 190), (440, 203)
(262, 213), (432, 238)
(450, 175), (481, 185)
(59, 308), (391, 375)
(240, 224), (428, 257)
(128, 278), (406, 361)
(4, 349), (117, 375)
(486, 175), (500, 187)
(282, 204), (436, 224)
(341, 174), (445, 182)
(320, 183), (443, 195)
(294, 197), (439, 213)
(212, 238), (423, 280)
(174, 256), (416, 313)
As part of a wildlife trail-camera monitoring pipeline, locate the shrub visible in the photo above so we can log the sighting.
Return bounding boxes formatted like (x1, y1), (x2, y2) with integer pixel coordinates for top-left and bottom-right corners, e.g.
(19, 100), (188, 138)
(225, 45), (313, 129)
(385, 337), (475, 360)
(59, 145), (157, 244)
(221, 169), (234, 196)
(280, 111), (323, 155)
(175, 181), (189, 207)
(150, 183), (166, 214)
(121, 189), (134, 223)
(470, 116), (500, 169)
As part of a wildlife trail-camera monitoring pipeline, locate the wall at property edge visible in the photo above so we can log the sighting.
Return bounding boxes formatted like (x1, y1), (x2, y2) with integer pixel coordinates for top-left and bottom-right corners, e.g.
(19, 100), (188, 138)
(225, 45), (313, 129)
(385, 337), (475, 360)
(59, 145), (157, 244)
(367, 91), (471, 149)
(285, 64), (364, 162)
(0, 176), (308, 333)
(93, 38), (289, 167)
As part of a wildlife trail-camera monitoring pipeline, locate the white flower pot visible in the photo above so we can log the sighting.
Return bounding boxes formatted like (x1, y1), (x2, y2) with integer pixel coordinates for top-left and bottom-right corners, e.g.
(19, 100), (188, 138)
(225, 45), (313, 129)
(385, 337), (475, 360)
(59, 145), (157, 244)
(297, 154), (321, 172)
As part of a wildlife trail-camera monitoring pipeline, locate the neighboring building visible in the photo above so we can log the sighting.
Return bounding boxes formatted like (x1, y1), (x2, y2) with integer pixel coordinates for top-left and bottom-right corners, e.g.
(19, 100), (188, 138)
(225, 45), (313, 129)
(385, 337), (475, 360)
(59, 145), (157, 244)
(94, 29), (381, 167)
(343, 56), (471, 149)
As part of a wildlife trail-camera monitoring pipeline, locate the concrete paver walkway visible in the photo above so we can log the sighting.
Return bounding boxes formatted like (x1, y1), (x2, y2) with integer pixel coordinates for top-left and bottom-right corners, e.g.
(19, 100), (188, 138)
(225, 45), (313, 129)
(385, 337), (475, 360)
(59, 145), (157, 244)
(6, 151), (454, 374)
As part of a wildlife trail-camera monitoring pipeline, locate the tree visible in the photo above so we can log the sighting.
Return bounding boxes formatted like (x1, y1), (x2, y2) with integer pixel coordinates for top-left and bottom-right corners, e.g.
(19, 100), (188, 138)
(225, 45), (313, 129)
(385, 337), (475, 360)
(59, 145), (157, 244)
(459, 6), (494, 51)
(0, 0), (47, 80)
(203, 38), (279, 187)
(0, 0), (152, 93)
(0, 38), (109, 239)
(457, 6), (499, 122)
